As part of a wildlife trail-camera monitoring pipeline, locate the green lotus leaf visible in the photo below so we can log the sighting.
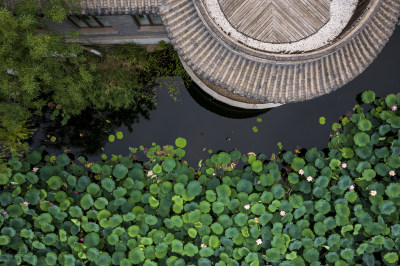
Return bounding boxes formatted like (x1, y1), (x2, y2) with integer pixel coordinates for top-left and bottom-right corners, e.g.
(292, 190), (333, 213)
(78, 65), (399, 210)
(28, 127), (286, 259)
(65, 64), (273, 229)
(109, 215), (123, 227)
(0, 234), (10, 246)
(357, 119), (372, 131)
(217, 152), (231, 164)
(86, 248), (100, 262)
(86, 183), (100, 196)
(163, 158), (176, 173)
(183, 242), (198, 256)
(199, 247), (214, 257)
(188, 180), (202, 196)
(32, 240), (45, 249)
(94, 197), (108, 210)
(212, 201), (224, 214)
(387, 156), (400, 168)
(145, 215), (158, 225)
(265, 248), (281, 261)
(42, 233), (57, 246)
(129, 247), (145, 264)
(101, 178), (115, 192)
(90, 163), (101, 174)
(149, 196), (159, 208)
(55, 154), (70, 166)
(45, 252), (57, 265)
(23, 253), (37, 265)
(388, 116), (400, 128)
(344, 191), (358, 203)
(37, 213), (52, 226)
(24, 172), (38, 185)
(319, 116), (326, 125)
(211, 223), (224, 234)
(208, 235), (220, 249)
(379, 200), (396, 215)
(337, 176), (352, 190)
(260, 173), (274, 186)
(234, 213), (248, 226)
(383, 253), (399, 264)
(106, 233), (119, 245)
(315, 200), (331, 215)
(199, 201), (211, 213)
(188, 228), (197, 238)
(206, 190), (217, 202)
(289, 194), (303, 209)
(386, 183), (400, 198)
(1, 227), (16, 237)
(374, 147), (389, 159)
(46, 176), (63, 190)
(24, 188), (40, 205)
(340, 248), (354, 260)
(27, 151), (42, 165)
(251, 160), (263, 173)
(69, 206), (83, 217)
(272, 184), (285, 199)
(291, 157), (305, 171)
(361, 90), (375, 103)
(237, 179), (253, 194)
(80, 194), (94, 209)
(258, 212), (273, 226)
(341, 147), (354, 159)
(171, 239), (183, 254)
(6, 204), (23, 217)
(174, 137), (187, 148)
(216, 184), (231, 198)
(84, 232), (100, 248)
(225, 227), (239, 238)
(354, 132), (370, 147)
(303, 247), (319, 263)
(251, 203), (265, 215)
(362, 169), (376, 181)
(113, 187), (127, 198)
(12, 173), (26, 185)
(115, 131), (124, 140)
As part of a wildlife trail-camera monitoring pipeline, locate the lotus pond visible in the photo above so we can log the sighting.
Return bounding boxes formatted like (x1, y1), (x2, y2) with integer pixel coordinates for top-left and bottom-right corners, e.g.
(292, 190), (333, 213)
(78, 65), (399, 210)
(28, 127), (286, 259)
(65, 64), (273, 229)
(29, 28), (400, 166)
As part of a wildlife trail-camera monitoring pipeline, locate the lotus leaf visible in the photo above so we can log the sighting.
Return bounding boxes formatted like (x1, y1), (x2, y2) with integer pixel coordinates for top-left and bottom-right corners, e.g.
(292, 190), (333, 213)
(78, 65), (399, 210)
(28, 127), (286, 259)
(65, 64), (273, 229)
(378, 200), (396, 215)
(211, 222), (224, 234)
(171, 239), (183, 254)
(0, 235), (10, 245)
(357, 119), (372, 131)
(68, 206), (83, 217)
(109, 215), (123, 227)
(113, 131), (123, 140)
(6, 204), (23, 217)
(225, 227), (239, 238)
(188, 180), (202, 196)
(265, 248), (281, 261)
(271, 184), (285, 199)
(129, 247), (145, 264)
(113, 187), (127, 198)
(205, 190), (217, 203)
(175, 137), (187, 148)
(237, 179), (253, 194)
(387, 156), (400, 168)
(216, 184), (231, 199)
(361, 90), (375, 103)
(101, 178), (115, 192)
(111, 164), (128, 180)
(354, 132), (370, 147)
(163, 158), (176, 172)
(46, 176), (63, 190)
(341, 147), (354, 159)
(212, 201), (224, 214)
(149, 196), (159, 208)
(388, 116), (400, 128)
(383, 253), (399, 264)
(291, 157), (305, 171)
(26, 151), (42, 165)
(45, 252), (57, 265)
(337, 176), (352, 190)
(145, 215), (158, 225)
(199, 247), (214, 257)
(23, 253), (37, 265)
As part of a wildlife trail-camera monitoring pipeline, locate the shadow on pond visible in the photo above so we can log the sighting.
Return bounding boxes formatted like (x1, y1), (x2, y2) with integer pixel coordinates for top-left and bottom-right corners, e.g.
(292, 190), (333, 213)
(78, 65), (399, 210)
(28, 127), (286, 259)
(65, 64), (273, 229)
(186, 82), (271, 119)
(32, 102), (154, 155)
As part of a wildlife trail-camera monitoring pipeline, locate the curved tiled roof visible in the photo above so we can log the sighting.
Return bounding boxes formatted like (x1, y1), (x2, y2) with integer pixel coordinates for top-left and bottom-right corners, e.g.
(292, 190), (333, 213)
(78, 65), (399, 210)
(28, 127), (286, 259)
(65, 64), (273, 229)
(159, 0), (400, 104)
(75, 0), (160, 15)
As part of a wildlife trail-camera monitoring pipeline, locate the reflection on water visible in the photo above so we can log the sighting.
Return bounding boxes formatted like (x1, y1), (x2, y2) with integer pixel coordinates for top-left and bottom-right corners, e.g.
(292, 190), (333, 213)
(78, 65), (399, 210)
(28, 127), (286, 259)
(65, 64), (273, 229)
(30, 28), (400, 165)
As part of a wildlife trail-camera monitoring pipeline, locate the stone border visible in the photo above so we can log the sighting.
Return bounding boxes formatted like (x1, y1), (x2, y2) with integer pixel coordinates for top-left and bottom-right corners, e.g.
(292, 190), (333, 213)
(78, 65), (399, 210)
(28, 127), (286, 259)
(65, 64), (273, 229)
(181, 59), (282, 109)
(205, 0), (358, 53)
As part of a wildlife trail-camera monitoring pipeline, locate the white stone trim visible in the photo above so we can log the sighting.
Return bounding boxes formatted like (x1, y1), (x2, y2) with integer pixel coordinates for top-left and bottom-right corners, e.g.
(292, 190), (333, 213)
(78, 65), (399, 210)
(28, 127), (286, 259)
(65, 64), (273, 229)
(204, 0), (358, 53)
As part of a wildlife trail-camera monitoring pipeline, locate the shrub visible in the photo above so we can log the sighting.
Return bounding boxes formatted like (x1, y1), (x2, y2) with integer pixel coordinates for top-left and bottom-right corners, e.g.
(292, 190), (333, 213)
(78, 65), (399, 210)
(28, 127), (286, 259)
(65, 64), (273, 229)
(0, 91), (400, 265)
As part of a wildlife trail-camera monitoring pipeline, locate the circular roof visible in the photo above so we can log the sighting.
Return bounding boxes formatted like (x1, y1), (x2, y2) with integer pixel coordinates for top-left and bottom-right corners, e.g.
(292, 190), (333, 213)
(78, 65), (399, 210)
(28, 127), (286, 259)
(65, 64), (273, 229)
(159, 0), (400, 105)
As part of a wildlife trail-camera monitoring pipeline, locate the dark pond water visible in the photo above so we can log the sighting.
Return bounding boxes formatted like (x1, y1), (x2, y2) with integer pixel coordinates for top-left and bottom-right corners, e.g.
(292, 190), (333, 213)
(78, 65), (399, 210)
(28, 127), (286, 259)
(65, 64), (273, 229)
(31, 27), (400, 166)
